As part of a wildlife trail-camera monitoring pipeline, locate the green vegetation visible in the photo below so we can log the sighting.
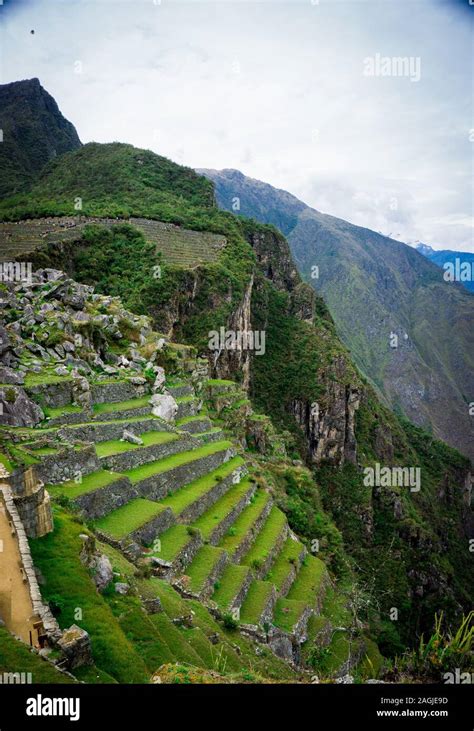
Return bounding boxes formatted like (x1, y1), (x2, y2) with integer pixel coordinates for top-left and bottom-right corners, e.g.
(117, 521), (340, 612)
(241, 506), (287, 569)
(0, 627), (77, 684)
(48, 469), (124, 500)
(159, 456), (245, 516)
(265, 537), (304, 590)
(212, 564), (250, 610)
(94, 498), (167, 539)
(93, 396), (151, 414)
(287, 555), (327, 604)
(218, 490), (271, 557)
(29, 509), (150, 683)
(44, 404), (82, 419)
(192, 478), (254, 540)
(123, 440), (233, 483)
(239, 580), (274, 625)
(96, 431), (176, 458)
(273, 598), (307, 633)
(185, 546), (226, 594)
(152, 524), (195, 563)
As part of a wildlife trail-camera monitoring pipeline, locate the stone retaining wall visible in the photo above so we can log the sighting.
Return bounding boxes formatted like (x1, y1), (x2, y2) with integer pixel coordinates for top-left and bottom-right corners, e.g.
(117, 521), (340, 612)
(229, 569), (253, 612)
(73, 476), (138, 520)
(232, 495), (273, 563)
(128, 507), (175, 546)
(167, 385), (194, 399)
(176, 399), (201, 420)
(91, 381), (145, 405)
(59, 416), (173, 443)
(292, 605), (313, 644)
(178, 465), (248, 524)
(26, 380), (74, 408)
(101, 436), (197, 473)
(137, 447), (236, 501)
(255, 521), (289, 579)
(0, 485), (60, 642)
(178, 417), (213, 434)
(93, 406), (151, 422)
(199, 551), (229, 600)
(208, 483), (257, 545)
(45, 410), (88, 427)
(279, 541), (307, 598)
(13, 483), (53, 538)
(156, 531), (203, 579)
(36, 444), (100, 484)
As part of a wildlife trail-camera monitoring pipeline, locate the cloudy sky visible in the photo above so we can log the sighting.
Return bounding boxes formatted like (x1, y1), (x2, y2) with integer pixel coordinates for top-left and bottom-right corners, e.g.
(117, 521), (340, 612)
(1, 0), (473, 251)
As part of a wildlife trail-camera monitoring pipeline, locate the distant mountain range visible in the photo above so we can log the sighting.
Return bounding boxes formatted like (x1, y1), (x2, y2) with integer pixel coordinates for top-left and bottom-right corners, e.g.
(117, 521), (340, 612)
(199, 168), (474, 462)
(415, 244), (474, 293)
(0, 78), (82, 197)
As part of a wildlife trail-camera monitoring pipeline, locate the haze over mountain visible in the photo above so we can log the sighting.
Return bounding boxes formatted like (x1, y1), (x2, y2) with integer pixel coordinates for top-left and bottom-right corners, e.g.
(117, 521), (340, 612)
(0, 78), (82, 198)
(415, 244), (474, 294)
(199, 168), (474, 463)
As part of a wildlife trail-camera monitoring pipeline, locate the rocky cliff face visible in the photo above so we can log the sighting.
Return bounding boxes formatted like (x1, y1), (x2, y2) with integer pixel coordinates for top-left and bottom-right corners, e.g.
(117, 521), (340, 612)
(200, 168), (474, 465)
(291, 379), (360, 466)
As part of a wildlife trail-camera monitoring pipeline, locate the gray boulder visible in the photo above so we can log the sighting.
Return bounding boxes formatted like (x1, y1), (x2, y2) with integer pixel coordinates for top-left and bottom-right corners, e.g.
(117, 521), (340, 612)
(122, 429), (143, 446)
(0, 386), (44, 427)
(0, 366), (25, 385)
(149, 393), (178, 422)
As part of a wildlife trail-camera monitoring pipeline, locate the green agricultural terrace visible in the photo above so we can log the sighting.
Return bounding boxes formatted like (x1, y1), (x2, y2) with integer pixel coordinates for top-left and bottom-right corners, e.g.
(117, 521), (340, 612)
(0, 216), (227, 267)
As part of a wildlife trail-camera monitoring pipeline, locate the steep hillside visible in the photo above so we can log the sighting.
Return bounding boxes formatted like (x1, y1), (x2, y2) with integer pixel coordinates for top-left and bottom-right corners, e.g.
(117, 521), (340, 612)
(0, 141), (214, 220)
(416, 243), (474, 293)
(200, 169), (474, 463)
(0, 269), (385, 682)
(0, 78), (82, 198)
(0, 139), (471, 657)
(0, 76), (471, 665)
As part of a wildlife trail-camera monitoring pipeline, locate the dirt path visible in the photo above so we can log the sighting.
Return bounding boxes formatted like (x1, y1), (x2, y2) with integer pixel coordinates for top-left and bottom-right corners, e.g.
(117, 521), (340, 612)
(0, 488), (40, 646)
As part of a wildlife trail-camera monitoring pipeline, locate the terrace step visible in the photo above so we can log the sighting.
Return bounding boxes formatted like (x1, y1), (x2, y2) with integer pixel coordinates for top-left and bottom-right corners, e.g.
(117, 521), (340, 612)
(241, 506), (288, 578)
(192, 428), (225, 444)
(25, 377), (74, 409)
(273, 598), (312, 640)
(212, 563), (252, 613)
(42, 405), (87, 427)
(265, 536), (307, 598)
(192, 477), (257, 545)
(33, 443), (101, 483)
(204, 379), (236, 396)
(58, 415), (173, 443)
(96, 431), (197, 472)
(90, 380), (146, 405)
(218, 489), (273, 563)
(177, 545), (228, 600)
(47, 469), (137, 520)
(123, 440), (236, 501)
(239, 580), (277, 627)
(286, 554), (328, 612)
(176, 396), (201, 420)
(149, 524), (203, 579)
(159, 456), (247, 523)
(94, 497), (175, 549)
(166, 384), (195, 399)
(92, 396), (153, 421)
(176, 415), (213, 434)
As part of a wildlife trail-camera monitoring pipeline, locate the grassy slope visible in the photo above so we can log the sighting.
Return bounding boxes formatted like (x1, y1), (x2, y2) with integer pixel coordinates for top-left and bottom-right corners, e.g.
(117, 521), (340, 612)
(28, 508), (298, 683)
(29, 509), (150, 683)
(0, 628), (77, 684)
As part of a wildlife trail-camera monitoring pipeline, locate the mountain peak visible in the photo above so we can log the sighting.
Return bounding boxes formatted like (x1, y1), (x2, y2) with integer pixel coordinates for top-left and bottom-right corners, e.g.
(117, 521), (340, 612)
(0, 78), (82, 198)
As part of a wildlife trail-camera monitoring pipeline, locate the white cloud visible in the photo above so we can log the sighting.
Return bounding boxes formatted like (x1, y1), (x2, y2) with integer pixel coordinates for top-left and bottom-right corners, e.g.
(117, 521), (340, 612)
(1, 0), (472, 252)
